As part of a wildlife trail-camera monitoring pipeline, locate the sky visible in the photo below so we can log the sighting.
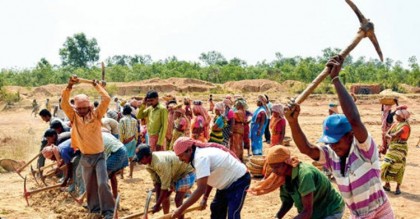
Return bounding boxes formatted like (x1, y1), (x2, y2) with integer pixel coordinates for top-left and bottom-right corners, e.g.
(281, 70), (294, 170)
(1, 0), (419, 69)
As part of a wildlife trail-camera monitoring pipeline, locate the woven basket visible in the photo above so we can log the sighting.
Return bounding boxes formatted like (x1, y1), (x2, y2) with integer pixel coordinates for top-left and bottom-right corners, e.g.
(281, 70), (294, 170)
(250, 155), (266, 166)
(246, 162), (263, 174)
(380, 97), (397, 105)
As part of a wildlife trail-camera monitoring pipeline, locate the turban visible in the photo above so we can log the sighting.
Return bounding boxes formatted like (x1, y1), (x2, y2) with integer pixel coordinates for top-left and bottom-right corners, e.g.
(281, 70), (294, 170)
(107, 110), (119, 121)
(214, 102), (225, 114)
(266, 146), (299, 167)
(74, 94), (90, 107)
(173, 137), (238, 159)
(41, 145), (60, 160)
(235, 99), (248, 110)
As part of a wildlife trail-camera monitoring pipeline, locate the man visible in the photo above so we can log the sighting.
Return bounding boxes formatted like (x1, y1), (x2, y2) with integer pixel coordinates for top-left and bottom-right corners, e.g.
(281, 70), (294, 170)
(248, 146), (344, 219)
(285, 56), (394, 218)
(136, 90), (168, 151)
(250, 95), (268, 155)
(50, 120), (71, 134)
(61, 76), (115, 219)
(41, 139), (83, 194)
(172, 137), (250, 219)
(53, 98), (68, 121)
(119, 105), (138, 178)
(102, 114), (119, 139)
(102, 132), (129, 198)
(134, 145), (195, 219)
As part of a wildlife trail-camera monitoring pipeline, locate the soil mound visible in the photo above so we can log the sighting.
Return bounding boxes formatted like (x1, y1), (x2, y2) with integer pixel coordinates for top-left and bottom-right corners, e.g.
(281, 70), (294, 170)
(223, 79), (285, 93)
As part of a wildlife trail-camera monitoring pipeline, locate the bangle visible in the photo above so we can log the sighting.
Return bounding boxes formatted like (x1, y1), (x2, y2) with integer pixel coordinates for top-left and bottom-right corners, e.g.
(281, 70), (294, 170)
(331, 76), (340, 83)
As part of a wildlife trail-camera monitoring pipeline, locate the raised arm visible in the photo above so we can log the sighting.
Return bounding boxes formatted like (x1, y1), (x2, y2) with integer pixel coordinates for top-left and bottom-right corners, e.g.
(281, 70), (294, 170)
(327, 56), (368, 143)
(285, 104), (320, 160)
(61, 78), (78, 121)
(93, 81), (111, 119)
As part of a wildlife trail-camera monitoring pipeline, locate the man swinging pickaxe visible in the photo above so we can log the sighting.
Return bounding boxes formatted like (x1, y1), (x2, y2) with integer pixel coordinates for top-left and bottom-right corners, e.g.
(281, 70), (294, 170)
(294, 0), (383, 104)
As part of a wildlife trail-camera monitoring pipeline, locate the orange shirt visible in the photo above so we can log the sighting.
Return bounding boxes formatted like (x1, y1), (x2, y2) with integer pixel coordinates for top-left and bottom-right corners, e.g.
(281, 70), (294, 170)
(61, 85), (110, 154)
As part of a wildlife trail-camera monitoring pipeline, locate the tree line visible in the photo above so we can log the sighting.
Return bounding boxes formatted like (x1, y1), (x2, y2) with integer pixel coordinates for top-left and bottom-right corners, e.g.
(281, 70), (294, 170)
(1, 33), (419, 93)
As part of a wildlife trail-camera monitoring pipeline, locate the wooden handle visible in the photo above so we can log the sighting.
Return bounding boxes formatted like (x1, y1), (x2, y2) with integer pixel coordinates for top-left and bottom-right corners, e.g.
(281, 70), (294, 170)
(295, 31), (365, 104)
(27, 184), (61, 196)
(154, 206), (202, 219)
(16, 152), (41, 173)
(121, 210), (153, 219)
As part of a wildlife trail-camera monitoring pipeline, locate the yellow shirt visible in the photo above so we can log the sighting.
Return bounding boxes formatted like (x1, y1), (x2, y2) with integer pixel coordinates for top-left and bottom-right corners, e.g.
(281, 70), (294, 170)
(61, 85), (110, 154)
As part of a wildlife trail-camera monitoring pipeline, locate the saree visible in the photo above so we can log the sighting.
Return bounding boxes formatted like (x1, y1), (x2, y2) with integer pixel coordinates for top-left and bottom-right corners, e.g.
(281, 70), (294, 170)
(381, 121), (410, 184)
(250, 106), (268, 155)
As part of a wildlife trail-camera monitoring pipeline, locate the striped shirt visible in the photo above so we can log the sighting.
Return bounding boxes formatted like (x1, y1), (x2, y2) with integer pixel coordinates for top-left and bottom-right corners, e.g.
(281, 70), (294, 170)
(317, 134), (388, 217)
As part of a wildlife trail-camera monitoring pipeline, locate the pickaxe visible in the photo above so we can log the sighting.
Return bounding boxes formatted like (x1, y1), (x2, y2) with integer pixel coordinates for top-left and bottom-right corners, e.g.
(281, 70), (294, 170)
(294, 0), (383, 104)
(23, 176), (62, 206)
(15, 152), (41, 179)
(30, 163), (56, 185)
(30, 166), (41, 186)
(120, 189), (153, 219)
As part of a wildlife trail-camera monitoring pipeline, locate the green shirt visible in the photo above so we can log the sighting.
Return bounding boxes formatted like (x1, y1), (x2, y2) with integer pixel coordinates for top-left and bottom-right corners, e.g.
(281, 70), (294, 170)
(146, 151), (194, 190)
(137, 103), (168, 146)
(280, 162), (344, 219)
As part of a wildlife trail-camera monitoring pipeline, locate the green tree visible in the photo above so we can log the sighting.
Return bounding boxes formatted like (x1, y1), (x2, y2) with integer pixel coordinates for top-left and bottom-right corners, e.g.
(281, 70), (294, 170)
(59, 33), (100, 68)
(199, 51), (227, 66)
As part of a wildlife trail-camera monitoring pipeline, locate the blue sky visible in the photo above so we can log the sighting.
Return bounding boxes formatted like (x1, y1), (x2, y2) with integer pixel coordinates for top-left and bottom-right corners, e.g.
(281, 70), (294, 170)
(1, 0), (419, 69)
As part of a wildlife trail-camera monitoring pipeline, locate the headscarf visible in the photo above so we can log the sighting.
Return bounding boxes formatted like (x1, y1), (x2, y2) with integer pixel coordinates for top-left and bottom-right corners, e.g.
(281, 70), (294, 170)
(257, 95), (267, 104)
(223, 98), (233, 108)
(192, 101), (211, 139)
(174, 104), (186, 114)
(173, 137), (239, 160)
(271, 104), (284, 118)
(214, 102), (225, 114)
(396, 105), (410, 120)
(234, 98), (248, 110)
(248, 146), (299, 196)
(106, 110), (119, 121)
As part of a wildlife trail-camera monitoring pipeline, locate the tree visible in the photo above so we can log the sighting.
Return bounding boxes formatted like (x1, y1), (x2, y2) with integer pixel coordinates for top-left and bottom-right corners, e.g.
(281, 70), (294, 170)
(59, 33), (100, 68)
(199, 51), (227, 66)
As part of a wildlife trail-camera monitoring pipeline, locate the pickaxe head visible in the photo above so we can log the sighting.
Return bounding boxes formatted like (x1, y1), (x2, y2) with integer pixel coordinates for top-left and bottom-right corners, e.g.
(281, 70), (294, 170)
(346, 0), (383, 61)
(30, 165), (41, 186)
(39, 170), (49, 186)
(23, 176), (30, 206)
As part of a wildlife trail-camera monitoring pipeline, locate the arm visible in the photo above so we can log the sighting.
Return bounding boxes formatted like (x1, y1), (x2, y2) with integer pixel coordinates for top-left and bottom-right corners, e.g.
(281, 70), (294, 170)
(158, 107), (168, 146)
(277, 190), (294, 219)
(152, 183), (170, 213)
(285, 105), (320, 160)
(94, 83), (111, 119)
(294, 193), (313, 219)
(61, 82), (76, 121)
(172, 177), (208, 218)
(257, 112), (266, 136)
(328, 56), (368, 143)
(200, 185), (213, 210)
(61, 162), (72, 187)
(136, 103), (147, 119)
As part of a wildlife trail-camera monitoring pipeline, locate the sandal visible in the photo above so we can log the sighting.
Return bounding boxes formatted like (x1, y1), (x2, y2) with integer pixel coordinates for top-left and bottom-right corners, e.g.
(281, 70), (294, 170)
(383, 186), (391, 192)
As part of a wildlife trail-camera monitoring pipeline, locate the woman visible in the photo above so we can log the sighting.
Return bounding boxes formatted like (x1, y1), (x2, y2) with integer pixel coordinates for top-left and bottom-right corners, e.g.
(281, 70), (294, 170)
(269, 104), (286, 146)
(231, 99), (247, 161)
(381, 105), (411, 195)
(191, 100), (211, 142)
(222, 98), (235, 147)
(209, 102), (225, 144)
(169, 104), (190, 150)
(250, 95), (268, 155)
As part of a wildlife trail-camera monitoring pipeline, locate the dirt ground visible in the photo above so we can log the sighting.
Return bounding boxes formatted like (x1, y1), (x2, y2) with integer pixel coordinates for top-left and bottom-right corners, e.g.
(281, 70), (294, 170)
(0, 84), (419, 219)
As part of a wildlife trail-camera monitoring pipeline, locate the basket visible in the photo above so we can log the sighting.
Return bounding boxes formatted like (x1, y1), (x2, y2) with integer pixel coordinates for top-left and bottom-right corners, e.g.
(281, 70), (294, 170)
(379, 97), (397, 105)
(250, 155), (266, 166)
(246, 162), (263, 174)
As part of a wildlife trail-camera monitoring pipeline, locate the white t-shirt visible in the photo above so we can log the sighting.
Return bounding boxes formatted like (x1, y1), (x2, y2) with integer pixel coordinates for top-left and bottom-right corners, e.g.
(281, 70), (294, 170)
(193, 147), (247, 190)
